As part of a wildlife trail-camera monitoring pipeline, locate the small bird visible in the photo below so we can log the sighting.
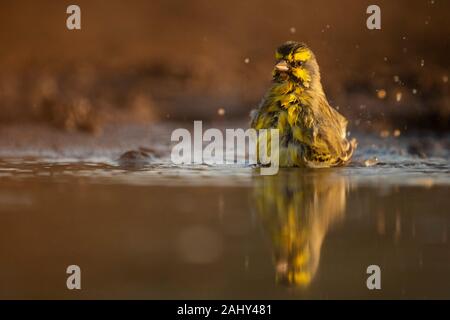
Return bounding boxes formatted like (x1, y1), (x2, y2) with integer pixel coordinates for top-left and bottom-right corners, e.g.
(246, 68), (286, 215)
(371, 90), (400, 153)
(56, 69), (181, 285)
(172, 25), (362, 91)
(250, 41), (356, 168)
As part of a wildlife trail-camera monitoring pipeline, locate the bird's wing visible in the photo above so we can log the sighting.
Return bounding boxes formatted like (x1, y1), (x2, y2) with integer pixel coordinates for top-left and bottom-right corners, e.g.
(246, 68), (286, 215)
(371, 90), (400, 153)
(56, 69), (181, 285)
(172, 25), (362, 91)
(250, 93), (281, 130)
(299, 97), (356, 166)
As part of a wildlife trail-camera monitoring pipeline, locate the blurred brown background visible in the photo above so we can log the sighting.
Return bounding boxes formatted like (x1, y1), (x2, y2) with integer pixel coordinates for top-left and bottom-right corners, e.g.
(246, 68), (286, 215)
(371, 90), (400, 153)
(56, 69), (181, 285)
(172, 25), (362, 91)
(0, 0), (448, 133)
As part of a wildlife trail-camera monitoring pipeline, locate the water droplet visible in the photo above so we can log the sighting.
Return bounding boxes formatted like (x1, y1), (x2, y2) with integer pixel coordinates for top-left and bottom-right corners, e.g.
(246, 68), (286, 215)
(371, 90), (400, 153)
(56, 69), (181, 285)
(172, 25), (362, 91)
(364, 157), (379, 167)
(377, 89), (387, 99)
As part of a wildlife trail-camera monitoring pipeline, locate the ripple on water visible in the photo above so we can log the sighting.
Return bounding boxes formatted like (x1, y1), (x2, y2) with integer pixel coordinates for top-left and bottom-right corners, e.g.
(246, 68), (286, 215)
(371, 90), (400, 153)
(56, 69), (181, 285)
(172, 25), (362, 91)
(0, 134), (448, 188)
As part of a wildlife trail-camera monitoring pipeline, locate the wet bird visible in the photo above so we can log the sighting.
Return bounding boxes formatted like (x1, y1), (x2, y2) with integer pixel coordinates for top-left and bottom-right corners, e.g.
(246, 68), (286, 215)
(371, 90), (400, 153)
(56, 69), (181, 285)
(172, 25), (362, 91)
(250, 41), (356, 167)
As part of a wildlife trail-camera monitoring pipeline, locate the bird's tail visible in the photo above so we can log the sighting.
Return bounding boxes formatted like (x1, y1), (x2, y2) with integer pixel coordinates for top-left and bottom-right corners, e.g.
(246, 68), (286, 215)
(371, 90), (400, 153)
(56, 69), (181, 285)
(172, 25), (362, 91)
(338, 138), (357, 165)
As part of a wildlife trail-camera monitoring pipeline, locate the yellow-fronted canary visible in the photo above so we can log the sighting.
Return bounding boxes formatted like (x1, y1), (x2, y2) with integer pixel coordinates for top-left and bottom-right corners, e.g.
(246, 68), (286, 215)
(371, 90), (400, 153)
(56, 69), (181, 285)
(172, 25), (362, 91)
(250, 41), (356, 168)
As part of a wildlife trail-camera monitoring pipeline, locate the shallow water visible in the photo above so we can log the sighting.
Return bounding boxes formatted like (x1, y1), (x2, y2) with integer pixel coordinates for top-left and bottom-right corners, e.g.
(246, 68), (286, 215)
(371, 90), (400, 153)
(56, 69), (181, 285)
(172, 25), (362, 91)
(0, 124), (449, 299)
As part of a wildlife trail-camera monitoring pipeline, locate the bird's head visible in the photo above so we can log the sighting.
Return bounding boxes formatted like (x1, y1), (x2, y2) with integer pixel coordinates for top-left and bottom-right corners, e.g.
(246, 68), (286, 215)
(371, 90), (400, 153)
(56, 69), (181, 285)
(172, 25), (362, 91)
(272, 41), (319, 88)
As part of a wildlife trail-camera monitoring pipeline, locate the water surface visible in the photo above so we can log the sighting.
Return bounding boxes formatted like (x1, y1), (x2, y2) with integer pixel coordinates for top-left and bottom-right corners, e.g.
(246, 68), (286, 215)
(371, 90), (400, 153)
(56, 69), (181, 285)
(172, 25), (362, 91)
(0, 124), (448, 299)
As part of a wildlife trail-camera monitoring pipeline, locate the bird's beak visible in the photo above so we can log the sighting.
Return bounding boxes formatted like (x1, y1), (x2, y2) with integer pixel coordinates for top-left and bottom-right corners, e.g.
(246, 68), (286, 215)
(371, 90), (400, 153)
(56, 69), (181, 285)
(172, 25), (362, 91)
(275, 60), (289, 72)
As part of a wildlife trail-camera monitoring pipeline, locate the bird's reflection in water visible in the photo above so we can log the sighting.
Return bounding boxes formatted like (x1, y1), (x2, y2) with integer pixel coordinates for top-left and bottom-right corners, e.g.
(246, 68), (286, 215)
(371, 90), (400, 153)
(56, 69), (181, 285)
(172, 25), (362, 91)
(252, 169), (349, 288)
